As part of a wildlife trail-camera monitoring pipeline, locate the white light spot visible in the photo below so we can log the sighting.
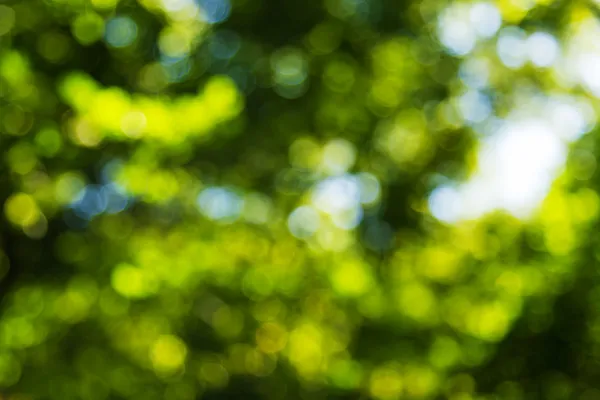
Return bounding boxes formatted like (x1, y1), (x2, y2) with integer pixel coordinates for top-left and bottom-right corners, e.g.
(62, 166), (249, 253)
(527, 32), (560, 67)
(438, 6), (477, 56)
(161, 0), (194, 12)
(428, 186), (462, 223)
(459, 58), (490, 89)
(546, 98), (591, 141)
(331, 206), (363, 230)
(497, 28), (527, 69)
(488, 120), (566, 217)
(577, 53), (600, 97)
(470, 3), (502, 39)
(288, 206), (320, 239)
(429, 99), (588, 223)
(311, 175), (361, 215)
(197, 187), (243, 222)
(457, 90), (492, 123)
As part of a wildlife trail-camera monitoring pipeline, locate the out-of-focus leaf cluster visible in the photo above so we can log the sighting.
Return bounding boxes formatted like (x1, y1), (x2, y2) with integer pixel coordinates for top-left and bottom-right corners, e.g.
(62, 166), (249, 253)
(2, 0), (600, 399)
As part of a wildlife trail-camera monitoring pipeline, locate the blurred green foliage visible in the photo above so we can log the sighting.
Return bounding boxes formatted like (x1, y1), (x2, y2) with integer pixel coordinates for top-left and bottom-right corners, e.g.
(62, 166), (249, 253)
(2, 0), (600, 399)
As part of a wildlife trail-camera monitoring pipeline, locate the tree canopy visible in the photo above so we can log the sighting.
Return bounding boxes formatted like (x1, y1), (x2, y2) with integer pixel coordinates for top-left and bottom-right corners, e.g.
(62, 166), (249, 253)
(1, 0), (600, 399)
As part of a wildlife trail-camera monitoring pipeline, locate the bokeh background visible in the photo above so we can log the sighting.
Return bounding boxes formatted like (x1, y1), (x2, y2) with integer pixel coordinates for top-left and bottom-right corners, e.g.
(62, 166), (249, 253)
(1, 0), (600, 398)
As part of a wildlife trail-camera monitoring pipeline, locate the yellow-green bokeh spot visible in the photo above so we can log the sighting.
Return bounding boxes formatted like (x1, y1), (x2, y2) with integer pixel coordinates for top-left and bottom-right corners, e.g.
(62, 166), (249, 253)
(429, 335), (462, 370)
(287, 322), (324, 378)
(404, 365), (439, 398)
(203, 75), (244, 120)
(60, 73), (99, 112)
(111, 263), (159, 299)
(255, 322), (288, 354)
(4, 193), (41, 228)
(37, 31), (72, 64)
(395, 282), (438, 324)
(242, 267), (274, 299)
(0, 316), (46, 349)
(330, 259), (374, 297)
(369, 364), (403, 400)
(151, 335), (188, 375)
(72, 13), (105, 45)
(199, 361), (229, 388)
(0, 51), (31, 86)
(35, 126), (63, 157)
(54, 276), (98, 323)
(466, 302), (512, 342)
(328, 359), (363, 390)
(421, 246), (464, 283)
(7, 143), (37, 175)
(211, 305), (244, 339)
